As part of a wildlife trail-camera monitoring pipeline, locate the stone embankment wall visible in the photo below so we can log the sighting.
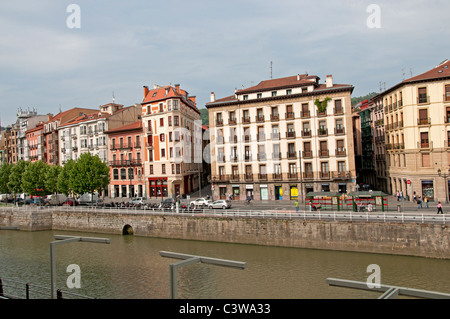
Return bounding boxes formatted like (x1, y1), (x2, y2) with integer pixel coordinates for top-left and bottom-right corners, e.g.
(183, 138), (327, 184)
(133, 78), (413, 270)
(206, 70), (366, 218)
(1, 208), (449, 259)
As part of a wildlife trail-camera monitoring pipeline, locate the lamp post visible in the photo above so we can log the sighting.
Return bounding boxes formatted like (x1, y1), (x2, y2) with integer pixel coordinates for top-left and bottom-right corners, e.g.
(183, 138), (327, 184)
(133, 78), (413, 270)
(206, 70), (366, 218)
(298, 150), (303, 203)
(437, 168), (450, 203)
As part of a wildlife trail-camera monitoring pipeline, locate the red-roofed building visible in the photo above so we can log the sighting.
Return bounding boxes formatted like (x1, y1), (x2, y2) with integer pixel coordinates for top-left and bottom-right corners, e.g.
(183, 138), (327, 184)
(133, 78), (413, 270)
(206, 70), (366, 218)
(105, 121), (145, 198)
(373, 59), (450, 202)
(206, 73), (356, 201)
(141, 84), (202, 198)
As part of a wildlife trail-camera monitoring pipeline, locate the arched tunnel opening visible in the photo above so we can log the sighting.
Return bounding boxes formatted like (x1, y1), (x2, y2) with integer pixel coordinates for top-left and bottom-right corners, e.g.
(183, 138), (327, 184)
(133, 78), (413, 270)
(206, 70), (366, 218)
(122, 224), (134, 235)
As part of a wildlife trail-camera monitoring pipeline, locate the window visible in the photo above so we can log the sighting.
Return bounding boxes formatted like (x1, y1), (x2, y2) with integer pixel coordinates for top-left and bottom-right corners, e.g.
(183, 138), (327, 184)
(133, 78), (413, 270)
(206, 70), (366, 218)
(418, 109), (428, 125)
(168, 116), (172, 126)
(150, 165), (153, 175)
(113, 169), (119, 180)
(289, 163), (296, 174)
(286, 89), (292, 95)
(173, 100), (179, 110)
(128, 168), (134, 179)
(232, 165), (238, 177)
(174, 116), (179, 126)
(338, 161), (346, 173)
(243, 95), (248, 100)
(160, 134), (165, 142)
(445, 85), (450, 101)
(167, 100), (172, 111)
(334, 99), (343, 114)
(176, 164), (181, 174)
(120, 168), (126, 180)
(418, 87), (428, 104)
(161, 148), (165, 158)
(271, 91), (277, 97)
(160, 118), (164, 127)
(257, 93), (262, 99)
(162, 164), (166, 174)
(420, 132), (429, 148)
(159, 103), (164, 112)
(422, 153), (430, 167)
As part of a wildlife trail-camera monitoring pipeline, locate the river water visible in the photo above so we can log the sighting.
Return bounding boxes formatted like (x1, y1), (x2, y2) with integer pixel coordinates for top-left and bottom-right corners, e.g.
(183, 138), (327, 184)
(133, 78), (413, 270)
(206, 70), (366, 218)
(0, 229), (449, 299)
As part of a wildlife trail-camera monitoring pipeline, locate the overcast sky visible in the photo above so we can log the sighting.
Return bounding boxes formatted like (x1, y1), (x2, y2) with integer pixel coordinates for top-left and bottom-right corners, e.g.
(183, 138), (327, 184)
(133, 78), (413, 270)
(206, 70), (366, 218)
(1, 0), (449, 126)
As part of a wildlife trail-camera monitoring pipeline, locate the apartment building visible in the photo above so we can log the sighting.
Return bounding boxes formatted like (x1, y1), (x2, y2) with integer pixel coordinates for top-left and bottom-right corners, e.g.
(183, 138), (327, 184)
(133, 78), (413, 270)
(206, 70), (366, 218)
(57, 103), (142, 166)
(378, 59), (450, 202)
(43, 107), (98, 165)
(141, 84), (202, 198)
(105, 121), (145, 198)
(206, 73), (356, 201)
(26, 123), (45, 162)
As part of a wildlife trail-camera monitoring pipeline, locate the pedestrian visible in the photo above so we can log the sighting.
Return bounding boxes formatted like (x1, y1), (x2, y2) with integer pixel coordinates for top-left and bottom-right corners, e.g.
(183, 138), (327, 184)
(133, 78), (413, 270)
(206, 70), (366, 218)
(396, 191), (400, 201)
(437, 201), (444, 214)
(400, 191), (403, 201)
(424, 196), (428, 208)
(295, 200), (299, 213)
(413, 192), (417, 203)
(228, 193), (232, 201)
(417, 196), (422, 209)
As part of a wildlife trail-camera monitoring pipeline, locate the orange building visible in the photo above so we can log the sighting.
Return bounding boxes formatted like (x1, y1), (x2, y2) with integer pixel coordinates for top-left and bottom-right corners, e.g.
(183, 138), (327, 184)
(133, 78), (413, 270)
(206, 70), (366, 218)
(105, 121), (145, 198)
(26, 123), (45, 162)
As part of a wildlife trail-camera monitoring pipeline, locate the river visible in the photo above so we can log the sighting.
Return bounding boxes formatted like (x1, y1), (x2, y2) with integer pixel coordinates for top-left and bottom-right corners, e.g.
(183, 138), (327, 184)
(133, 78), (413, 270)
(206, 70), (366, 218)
(0, 229), (449, 299)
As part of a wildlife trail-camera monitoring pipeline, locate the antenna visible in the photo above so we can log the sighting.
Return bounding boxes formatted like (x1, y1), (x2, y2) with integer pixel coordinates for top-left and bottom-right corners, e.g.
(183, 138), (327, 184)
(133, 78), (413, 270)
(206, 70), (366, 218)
(402, 68), (405, 80)
(410, 68), (413, 77)
(270, 61), (273, 79)
(112, 91), (115, 103)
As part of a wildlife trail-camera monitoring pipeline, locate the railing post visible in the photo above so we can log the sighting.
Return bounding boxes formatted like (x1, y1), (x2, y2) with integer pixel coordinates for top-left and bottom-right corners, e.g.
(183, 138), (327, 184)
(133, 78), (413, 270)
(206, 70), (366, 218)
(0, 278), (3, 297)
(26, 283), (30, 299)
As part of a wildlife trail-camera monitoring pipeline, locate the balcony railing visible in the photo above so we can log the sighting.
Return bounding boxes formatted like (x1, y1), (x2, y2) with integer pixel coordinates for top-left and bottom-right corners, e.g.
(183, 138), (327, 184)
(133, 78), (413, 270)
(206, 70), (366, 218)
(270, 114), (279, 121)
(258, 173), (268, 180)
(228, 118), (237, 125)
(301, 110), (310, 118)
(109, 160), (142, 167)
(216, 119), (223, 126)
(287, 151), (297, 159)
(335, 148), (346, 157)
(257, 133), (266, 142)
(229, 135), (238, 143)
(303, 172), (314, 179)
(302, 150), (313, 158)
(255, 115), (265, 123)
(319, 149), (329, 157)
(334, 108), (344, 115)
(332, 171), (350, 180)
(417, 96), (430, 104)
(301, 129), (311, 137)
(417, 117), (431, 125)
(320, 172), (330, 179)
(244, 174), (253, 181)
(272, 173), (282, 180)
(257, 153), (267, 161)
(335, 127), (345, 135)
(318, 128), (328, 137)
(242, 116), (251, 124)
(286, 131), (296, 139)
(285, 112), (295, 120)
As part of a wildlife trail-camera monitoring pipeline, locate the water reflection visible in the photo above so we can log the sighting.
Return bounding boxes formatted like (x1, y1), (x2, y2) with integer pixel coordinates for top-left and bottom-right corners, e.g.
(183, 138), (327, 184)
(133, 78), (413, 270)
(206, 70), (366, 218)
(0, 230), (449, 299)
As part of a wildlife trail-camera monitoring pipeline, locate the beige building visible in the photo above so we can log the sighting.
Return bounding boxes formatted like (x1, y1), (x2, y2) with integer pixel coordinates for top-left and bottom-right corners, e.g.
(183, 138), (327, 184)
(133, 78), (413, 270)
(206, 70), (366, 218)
(379, 59), (450, 202)
(206, 73), (356, 201)
(141, 84), (203, 198)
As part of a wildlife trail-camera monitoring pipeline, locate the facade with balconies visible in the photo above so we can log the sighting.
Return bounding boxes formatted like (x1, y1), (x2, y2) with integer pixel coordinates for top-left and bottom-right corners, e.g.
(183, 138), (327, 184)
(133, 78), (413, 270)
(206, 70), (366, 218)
(206, 73), (356, 201)
(377, 59), (450, 202)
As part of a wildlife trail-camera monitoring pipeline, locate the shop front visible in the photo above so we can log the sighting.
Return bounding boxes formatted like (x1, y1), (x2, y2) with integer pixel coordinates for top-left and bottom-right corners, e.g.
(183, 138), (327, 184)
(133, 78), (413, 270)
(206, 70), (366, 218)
(260, 184), (268, 200)
(148, 177), (168, 198)
(421, 180), (434, 201)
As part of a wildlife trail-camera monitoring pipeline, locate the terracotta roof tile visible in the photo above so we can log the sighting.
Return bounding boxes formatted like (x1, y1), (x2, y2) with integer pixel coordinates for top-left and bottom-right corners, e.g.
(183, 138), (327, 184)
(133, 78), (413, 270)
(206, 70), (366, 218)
(403, 59), (450, 83)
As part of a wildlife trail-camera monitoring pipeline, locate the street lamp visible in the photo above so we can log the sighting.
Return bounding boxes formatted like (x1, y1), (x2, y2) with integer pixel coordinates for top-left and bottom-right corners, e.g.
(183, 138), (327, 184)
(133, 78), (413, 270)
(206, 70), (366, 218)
(437, 168), (450, 203)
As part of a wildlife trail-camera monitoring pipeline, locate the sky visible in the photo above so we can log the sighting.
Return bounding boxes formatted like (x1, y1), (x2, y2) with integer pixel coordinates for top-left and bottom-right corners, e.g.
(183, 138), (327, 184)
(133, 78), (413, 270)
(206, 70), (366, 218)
(1, 0), (449, 126)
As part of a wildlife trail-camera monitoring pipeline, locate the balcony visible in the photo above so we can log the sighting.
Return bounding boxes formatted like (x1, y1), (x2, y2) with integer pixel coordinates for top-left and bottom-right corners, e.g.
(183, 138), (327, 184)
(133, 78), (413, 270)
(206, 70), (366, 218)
(242, 116), (251, 124)
(216, 119), (223, 126)
(335, 148), (346, 157)
(417, 117), (431, 126)
(217, 175), (229, 182)
(270, 114), (279, 121)
(257, 153), (267, 161)
(217, 155), (226, 163)
(244, 174), (253, 181)
(146, 126), (153, 134)
(109, 160), (142, 167)
(303, 172), (314, 179)
(230, 174), (240, 182)
(228, 118), (237, 125)
(229, 155), (239, 163)
(393, 143), (404, 150)
(287, 151), (297, 159)
(319, 149), (329, 158)
(243, 135), (251, 143)
(271, 133), (280, 140)
(302, 150), (313, 158)
(272, 173), (282, 180)
(257, 133), (266, 142)
(272, 152), (282, 160)
(332, 171), (350, 180)
(258, 173), (268, 181)
(301, 110), (310, 118)
(146, 142), (153, 149)
(288, 172), (298, 180)
(334, 107), (344, 115)
(317, 110), (327, 117)
(444, 94), (450, 103)
(286, 131), (296, 139)
(320, 172), (330, 179)
(216, 136), (224, 145)
(229, 135), (238, 143)
(301, 129), (311, 137)
(244, 154), (252, 162)
(255, 115), (265, 123)
(419, 141), (431, 149)
(285, 112), (295, 120)
(318, 128), (328, 137)
(417, 96), (430, 105)
(335, 127), (345, 135)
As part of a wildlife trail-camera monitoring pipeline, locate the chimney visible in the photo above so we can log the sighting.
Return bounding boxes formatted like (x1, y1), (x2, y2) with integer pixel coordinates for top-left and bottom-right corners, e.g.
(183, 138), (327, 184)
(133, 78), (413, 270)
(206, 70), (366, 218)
(190, 96), (196, 104)
(326, 75), (333, 88)
(143, 86), (149, 97)
(297, 74), (301, 81)
(175, 84), (180, 94)
(210, 92), (216, 102)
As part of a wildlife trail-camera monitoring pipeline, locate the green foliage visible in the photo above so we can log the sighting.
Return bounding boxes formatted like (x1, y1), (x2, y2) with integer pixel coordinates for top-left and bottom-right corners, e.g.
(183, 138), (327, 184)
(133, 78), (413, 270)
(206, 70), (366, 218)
(69, 153), (110, 197)
(7, 160), (29, 194)
(199, 108), (209, 125)
(57, 159), (75, 196)
(351, 92), (378, 107)
(22, 160), (49, 196)
(45, 165), (62, 194)
(314, 97), (331, 113)
(0, 163), (12, 194)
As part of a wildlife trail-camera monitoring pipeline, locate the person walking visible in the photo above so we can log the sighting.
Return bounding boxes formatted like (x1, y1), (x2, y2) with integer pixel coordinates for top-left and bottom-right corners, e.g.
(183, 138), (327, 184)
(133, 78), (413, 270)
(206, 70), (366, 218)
(295, 200), (299, 213)
(396, 191), (400, 201)
(417, 196), (422, 209)
(437, 201), (444, 214)
(424, 196), (428, 208)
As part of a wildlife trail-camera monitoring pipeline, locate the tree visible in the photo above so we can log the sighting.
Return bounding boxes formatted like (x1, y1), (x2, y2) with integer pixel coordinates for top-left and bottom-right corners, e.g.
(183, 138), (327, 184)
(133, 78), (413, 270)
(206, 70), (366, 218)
(7, 160), (29, 194)
(57, 159), (75, 196)
(22, 160), (49, 196)
(45, 165), (62, 194)
(0, 163), (12, 194)
(69, 153), (110, 202)
(315, 97), (332, 114)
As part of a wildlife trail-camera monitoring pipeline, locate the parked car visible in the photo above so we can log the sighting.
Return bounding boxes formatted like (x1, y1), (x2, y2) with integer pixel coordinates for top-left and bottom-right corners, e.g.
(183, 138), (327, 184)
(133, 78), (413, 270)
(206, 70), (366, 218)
(208, 200), (231, 209)
(189, 198), (211, 208)
(129, 197), (146, 206)
(63, 197), (78, 206)
(45, 194), (68, 206)
(159, 198), (176, 209)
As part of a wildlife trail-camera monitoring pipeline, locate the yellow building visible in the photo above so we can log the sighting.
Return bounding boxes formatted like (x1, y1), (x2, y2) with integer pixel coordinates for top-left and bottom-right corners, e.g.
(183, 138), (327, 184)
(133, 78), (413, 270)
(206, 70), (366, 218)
(380, 59), (450, 202)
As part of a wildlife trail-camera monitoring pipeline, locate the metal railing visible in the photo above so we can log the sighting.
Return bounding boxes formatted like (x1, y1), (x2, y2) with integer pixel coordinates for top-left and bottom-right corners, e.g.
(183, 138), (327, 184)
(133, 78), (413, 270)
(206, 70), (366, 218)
(0, 277), (94, 299)
(1, 206), (446, 225)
